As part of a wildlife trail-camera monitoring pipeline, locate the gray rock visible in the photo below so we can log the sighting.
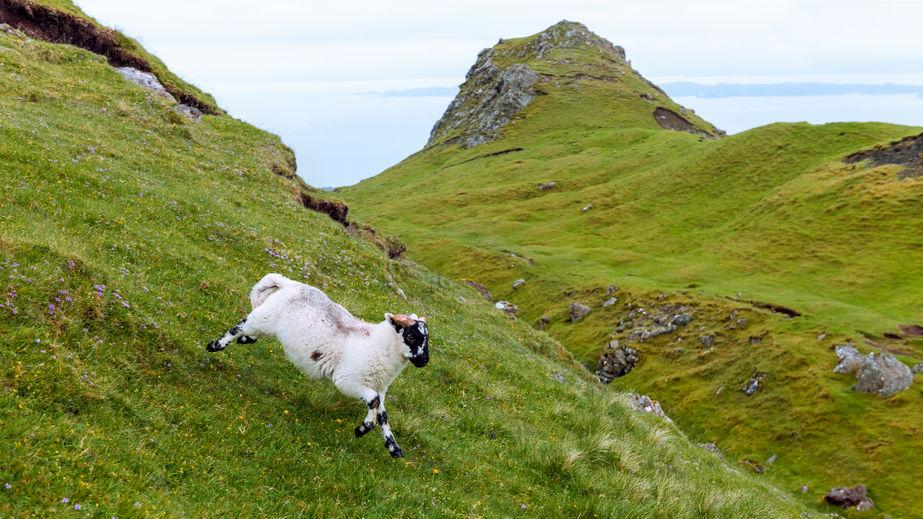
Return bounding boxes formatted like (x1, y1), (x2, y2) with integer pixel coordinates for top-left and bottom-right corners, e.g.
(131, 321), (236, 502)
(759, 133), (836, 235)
(825, 485), (872, 510)
(0, 23), (26, 39)
(855, 498), (875, 512)
(495, 300), (518, 317)
(742, 371), (766, 396)
(116, 67), (176, 102)
(596, 341), (638, 383)
(697, 442), (722, 457)
(175, 104), (202, 121)
(699, 334), (715, 347)
(834, 344), (913, 397)
(912, 362), (923, 374)
(606, 285), (619, 295)
(581, 204), (593, 212)
(672, 313), (692, 326)
(511, 278), (525, 289)
(551, 371), (565, 383)
(536, 316), (550, 330)
(569, 302), (592, 322)
(603, 297), (618, 308)
(833, 345), (864, 374)
(538, 181), (556, 191)
(626, 393), (671, 422)
(628, 324), (676, 342)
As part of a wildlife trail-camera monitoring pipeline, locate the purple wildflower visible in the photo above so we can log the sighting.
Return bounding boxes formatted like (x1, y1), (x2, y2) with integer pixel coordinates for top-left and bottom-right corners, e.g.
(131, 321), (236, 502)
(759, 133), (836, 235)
(61, 497), (69, 504)
(74, 504), (81, 510)
(121, 301), (130, 308)
(48, 304), (56, 315)
(4, 482), (10, 489)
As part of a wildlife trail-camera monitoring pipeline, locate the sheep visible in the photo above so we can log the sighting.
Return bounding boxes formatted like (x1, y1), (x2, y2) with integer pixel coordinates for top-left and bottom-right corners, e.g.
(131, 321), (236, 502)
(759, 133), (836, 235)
(206, 273), (430, 457)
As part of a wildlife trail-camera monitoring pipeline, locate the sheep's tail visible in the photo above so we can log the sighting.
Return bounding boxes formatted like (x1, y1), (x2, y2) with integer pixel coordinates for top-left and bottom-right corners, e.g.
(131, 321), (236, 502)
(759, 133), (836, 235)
(250, 273), (294, 309)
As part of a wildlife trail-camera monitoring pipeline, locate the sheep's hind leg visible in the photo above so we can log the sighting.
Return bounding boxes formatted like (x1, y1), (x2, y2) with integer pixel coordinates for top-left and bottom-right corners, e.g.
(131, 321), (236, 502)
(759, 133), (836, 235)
(377, 394), (404, 458)
(206, 318), (255, 352)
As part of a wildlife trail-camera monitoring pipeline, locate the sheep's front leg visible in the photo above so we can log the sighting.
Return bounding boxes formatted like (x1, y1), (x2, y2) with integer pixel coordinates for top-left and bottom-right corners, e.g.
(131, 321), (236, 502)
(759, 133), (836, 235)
(376, 394), (404, 458)
(206, 318), (257, 352)
(354, 392), (378, 438)
(353, 390), (403, 457)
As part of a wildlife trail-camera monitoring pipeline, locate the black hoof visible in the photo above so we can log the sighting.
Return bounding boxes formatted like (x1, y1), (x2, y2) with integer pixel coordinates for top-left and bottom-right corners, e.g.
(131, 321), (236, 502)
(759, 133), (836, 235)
(237, 335), (257, 344)
(385, 437), (404, 457)
(355, 422), (375, 437)
(206, 340), (224, 352)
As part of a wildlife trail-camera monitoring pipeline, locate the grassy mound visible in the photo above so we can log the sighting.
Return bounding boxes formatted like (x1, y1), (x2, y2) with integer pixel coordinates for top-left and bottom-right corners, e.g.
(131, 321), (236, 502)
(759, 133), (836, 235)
(342, 22), (923, 518)
(0, 6), (807, 517)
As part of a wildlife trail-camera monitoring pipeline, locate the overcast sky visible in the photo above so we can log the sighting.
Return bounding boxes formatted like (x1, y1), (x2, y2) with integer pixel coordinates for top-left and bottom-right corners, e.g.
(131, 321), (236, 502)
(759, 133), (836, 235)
(76, 0), (923, 186)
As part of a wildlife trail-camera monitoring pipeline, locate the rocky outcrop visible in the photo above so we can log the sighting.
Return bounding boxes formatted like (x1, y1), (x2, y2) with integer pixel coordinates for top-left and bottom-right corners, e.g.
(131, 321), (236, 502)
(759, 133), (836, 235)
(833, 344), (913, 397)
(825, 484), (874, 511)
(426, 20), (718, 148)
(426, 21), (632, 149)
(596, 340), (638, 383)
(116, 67), (174, 101)
(427, 54), (539, 148)
(116, 67), (203, 120)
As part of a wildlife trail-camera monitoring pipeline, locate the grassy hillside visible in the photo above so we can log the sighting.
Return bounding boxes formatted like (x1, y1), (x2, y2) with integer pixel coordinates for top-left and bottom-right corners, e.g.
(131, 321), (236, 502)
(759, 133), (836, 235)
(343, 22), (923, 518)
(0, 5), (812, 518)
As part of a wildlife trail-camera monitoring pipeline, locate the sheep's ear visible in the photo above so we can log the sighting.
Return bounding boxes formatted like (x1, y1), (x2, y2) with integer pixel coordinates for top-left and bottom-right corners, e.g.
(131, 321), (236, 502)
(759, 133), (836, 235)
(387, 313), (415, 327)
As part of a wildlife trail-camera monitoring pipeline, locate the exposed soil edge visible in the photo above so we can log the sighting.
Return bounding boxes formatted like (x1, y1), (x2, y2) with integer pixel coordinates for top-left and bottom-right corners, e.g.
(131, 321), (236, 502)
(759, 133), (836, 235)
(844, 132), (923, 179)
(0, 0), (218, 114)
(299, 192), (349, 226)
(653, 107), (715, 138)
(726, 296), (801, 318)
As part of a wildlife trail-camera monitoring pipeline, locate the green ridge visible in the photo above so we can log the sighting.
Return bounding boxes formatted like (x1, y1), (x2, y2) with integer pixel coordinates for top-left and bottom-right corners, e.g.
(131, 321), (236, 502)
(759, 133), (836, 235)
(343, 21), (923, 518)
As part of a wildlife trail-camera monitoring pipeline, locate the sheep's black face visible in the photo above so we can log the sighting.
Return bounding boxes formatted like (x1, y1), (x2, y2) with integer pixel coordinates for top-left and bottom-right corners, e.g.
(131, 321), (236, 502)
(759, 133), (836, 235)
(402, 321), (429, 368)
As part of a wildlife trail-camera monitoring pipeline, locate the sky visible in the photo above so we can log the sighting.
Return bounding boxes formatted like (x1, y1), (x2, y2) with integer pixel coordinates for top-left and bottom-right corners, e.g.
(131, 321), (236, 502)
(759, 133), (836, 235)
(75, 0), (923, 187)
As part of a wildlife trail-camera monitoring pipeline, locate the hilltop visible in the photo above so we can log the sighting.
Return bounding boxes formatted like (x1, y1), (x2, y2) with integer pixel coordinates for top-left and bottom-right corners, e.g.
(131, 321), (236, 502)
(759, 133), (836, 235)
(343, 21), (923, 518)
(0, 3), (811, 517)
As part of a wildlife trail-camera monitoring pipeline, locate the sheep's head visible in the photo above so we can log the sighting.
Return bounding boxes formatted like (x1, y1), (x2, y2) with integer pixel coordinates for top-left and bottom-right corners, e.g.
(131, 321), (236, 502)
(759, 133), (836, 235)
(386, 313), (429, 367)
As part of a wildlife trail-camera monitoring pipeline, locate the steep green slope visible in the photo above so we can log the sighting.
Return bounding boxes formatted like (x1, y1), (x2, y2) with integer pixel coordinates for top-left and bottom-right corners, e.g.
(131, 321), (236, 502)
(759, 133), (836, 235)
(0, 6), (810, 518)
(343, 22), (923, 518)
